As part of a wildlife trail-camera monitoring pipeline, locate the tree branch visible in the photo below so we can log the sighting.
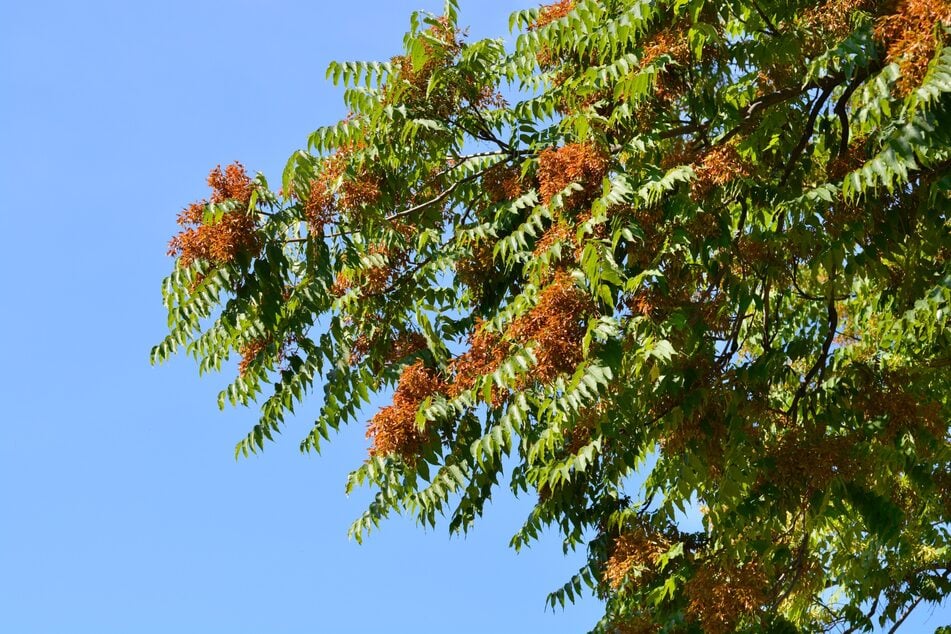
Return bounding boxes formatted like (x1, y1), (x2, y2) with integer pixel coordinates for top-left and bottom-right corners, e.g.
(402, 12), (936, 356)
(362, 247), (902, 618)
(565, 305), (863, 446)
(283, 166), (493, 244)
(780, 83), (834, 187)
(787, 261), (839, 422)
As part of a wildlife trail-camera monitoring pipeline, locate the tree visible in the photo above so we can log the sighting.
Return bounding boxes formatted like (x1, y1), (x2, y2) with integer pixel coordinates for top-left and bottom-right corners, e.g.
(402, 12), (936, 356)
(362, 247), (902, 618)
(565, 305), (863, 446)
(154, 0), (951, 631)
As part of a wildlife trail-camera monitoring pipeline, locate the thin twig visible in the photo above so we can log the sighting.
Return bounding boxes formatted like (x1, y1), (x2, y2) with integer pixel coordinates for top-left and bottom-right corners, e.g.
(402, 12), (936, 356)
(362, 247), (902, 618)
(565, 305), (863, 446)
(787, 260), (838, 422)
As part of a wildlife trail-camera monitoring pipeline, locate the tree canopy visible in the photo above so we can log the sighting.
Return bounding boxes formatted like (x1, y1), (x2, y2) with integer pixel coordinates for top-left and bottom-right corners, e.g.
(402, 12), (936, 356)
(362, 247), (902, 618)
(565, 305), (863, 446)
(154, 0), (951, 631)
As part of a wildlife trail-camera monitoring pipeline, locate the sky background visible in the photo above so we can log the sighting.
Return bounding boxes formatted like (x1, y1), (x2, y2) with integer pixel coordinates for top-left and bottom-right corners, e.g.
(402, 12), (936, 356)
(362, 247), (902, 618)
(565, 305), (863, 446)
(0, 1), (947, 633)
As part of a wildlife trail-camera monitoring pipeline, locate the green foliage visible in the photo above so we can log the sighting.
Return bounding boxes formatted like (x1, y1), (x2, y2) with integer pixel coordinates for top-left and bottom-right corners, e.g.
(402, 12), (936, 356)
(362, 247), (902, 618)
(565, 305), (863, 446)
(155, 0), (951, 631)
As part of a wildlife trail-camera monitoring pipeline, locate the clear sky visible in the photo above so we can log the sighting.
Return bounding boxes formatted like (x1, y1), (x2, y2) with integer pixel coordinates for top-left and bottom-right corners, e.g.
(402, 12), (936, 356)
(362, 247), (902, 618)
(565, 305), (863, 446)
(0, 1), (947, 633)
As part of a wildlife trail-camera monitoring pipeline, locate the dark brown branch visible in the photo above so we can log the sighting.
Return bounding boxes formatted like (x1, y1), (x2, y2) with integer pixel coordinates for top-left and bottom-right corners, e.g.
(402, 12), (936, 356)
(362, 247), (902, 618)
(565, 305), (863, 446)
(283, 166), (493, 244)
(749, 0), (781, 35)
(787, 262), (839, 422)
(780, 83), (834, 187)
(466, 105), (514, 154)
(842, 596), (880, 634)
(886, 569), (951, 633)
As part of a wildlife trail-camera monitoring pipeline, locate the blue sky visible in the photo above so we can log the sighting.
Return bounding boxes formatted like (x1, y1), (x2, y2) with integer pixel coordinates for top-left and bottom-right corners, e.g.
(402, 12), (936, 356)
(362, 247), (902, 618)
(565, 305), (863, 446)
(0, 1), (947, 633)
(0, 1), (602, 632)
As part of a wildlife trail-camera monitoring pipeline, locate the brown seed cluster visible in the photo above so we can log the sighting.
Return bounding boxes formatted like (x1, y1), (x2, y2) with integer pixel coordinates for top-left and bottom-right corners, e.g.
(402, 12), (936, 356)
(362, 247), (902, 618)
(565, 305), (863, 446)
(533, 220), (574, 259)
(168, 163), (260, 268)
(237, 337), (270, 377)
(691, 144), (750, 200)
(934, 469), (951, 517)
(455, 238), (496, 301)
(609, 617), (659, 634)
(365, 242), (410, 296)
(366, 361), (445, 460)
(304, 147), (382, 233)
(531, 0), (574, 30)
(351, 330), (428, 367)
(825, 200), (867, 236)
(658, 402), (729, 476)
(827, 136), (869, 181)
(385, 16), (462, 115)
(626, 208), (666, 269)
(483, 164), (524, 204)
(602, 529), (671, 590)
(334, 242), (410, 298)
(875, 0), (951, 94)
(771, 432), (857, 492)
(448, 321), (508, 405)
(537, 143), (609, 209)
(529, 1), (576, 67)
(802, 0), (871, 52)
(640, 27), (691, 101)
(659, 140), (699, 172)
(506, 271), (595, 384)
(853, 372), (944, 442)
(685, 560), (768, 634)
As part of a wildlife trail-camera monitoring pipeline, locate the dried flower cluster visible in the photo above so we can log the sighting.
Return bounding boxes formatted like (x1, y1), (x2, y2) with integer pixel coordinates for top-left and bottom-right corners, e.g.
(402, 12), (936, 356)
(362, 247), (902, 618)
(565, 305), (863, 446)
(449, 321), (508, 405)
(640, 27), (691, 100)
(602, 529), (671, 590)
(537, 143), (609, 208)
(875, 0), (951, 94)
(386, 16), (462, 114)
(168, 163), (260, 268)
(482, 163), (524, 204)
(351, 330), (427, 367)
(771, 432), (857, 492)
(685, 561), (768, 634)
(366, 361), (445, 460)
(506, 272), (595, 384)
(237, 337), (270, 377)
(304, 148), (382, 233)
(691, 144), (750, 200)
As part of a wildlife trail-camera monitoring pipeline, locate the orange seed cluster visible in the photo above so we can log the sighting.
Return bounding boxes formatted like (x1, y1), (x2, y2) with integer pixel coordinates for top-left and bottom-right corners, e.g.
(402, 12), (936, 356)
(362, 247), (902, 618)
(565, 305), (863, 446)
(640, 27), (691, 100)
(802, 0), (871, 51)
(483, 164), (524, 204)
(449, 321), (508, 404)
(304, 148), (382, 233)
(602, 529), (671, 590)
(691, 144), (750, 199)
(875, 0), (951, 94)
(237, 337), (269, 377)
(366, 361), (445, 460)
(685, 561), (768, 634)
(530, 0), (574, 30)
(506, 272), (595, 384)
(351, 330), (428, 367)
(537, 143), (609, 208)
(168, 163), (260, 268)
(385, 16), (461, 114)
(455, 239), (497, 301)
